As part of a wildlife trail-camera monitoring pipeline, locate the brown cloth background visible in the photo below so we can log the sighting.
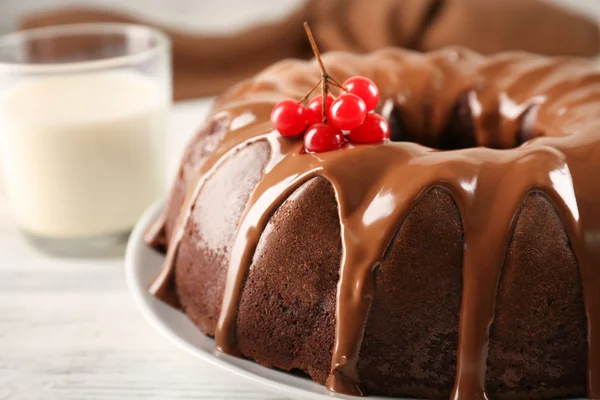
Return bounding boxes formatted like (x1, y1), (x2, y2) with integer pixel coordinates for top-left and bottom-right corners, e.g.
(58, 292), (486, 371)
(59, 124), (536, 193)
(20, 0), (600, 101)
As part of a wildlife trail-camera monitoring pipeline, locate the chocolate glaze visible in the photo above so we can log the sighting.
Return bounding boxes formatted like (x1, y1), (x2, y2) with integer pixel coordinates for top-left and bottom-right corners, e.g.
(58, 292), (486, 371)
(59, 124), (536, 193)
(148, 47), (600, 398)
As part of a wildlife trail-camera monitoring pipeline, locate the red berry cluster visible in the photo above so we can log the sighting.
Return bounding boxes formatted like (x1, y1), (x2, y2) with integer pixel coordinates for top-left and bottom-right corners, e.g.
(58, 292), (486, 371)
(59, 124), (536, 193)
(270, 23), (390, 154)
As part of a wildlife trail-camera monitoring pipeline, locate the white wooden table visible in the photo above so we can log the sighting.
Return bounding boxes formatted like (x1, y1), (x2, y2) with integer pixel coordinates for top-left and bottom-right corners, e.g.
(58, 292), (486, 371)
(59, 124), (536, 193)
(0, 100), (289, 400)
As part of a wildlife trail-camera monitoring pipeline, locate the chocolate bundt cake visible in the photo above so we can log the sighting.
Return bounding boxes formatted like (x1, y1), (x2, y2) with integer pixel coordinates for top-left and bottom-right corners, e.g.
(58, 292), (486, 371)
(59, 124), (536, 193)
(145, 47), (600, 399)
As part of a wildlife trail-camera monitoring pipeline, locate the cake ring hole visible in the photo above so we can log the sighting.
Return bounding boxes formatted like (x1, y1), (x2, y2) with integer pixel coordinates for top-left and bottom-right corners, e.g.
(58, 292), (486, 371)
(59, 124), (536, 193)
(518, 103), (542, 145)
(380, 94), (477, 150)
(381, 93), (542, 150)
(440, 91), (477, 150)
(380, 98), (406, 142)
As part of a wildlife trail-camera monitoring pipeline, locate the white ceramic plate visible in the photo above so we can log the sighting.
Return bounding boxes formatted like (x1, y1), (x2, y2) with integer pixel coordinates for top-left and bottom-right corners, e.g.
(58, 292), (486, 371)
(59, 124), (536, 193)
(125, 202), (581, 400)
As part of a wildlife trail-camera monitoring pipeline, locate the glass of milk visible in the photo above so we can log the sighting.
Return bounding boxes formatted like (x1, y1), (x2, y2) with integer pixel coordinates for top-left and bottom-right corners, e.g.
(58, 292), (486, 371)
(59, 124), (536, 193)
(0, 24), (171, 257)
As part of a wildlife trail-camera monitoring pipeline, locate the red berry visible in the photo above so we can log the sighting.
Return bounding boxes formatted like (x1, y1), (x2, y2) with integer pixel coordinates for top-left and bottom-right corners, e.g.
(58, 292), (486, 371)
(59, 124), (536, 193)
(304, 123), (345, 153)
(349, 113), (390, 144)
(271, 99), (307, 137)
(343, 76), (380, 111)
(305, 94), (335, 126)
(330, 93), (367, 131)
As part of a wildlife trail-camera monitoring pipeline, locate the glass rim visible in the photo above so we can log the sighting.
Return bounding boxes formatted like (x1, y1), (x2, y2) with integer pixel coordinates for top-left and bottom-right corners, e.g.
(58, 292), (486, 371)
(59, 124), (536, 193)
(0, 23), (170, 74)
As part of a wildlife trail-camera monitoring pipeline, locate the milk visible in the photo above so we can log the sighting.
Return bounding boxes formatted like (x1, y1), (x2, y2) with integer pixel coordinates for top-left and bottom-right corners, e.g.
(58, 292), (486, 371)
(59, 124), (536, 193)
(0, 71), (168, 238)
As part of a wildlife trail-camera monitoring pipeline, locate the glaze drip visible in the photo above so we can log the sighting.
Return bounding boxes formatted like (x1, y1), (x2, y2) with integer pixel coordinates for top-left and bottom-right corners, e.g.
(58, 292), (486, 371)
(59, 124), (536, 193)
(148, 47), (600, 398)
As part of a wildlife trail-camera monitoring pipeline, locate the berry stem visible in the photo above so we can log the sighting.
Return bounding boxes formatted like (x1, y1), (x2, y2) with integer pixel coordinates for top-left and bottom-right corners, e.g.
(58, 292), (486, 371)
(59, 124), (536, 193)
(298, 79), (322, 104)
(303, 22), (328, 77)
(304, 21), (330, 123)
(328, 78), (348, 93)
(321, 75), (327, 122)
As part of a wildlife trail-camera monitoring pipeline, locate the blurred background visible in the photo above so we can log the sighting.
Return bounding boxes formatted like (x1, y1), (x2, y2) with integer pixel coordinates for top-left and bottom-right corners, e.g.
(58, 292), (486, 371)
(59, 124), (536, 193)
(5, 0), (600, 100)
(0, 1), (304, 35)
(2, 0), (600, 36)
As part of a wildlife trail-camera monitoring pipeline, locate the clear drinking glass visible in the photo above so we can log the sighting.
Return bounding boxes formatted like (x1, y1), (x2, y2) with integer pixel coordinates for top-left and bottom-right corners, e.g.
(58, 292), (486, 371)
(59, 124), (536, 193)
(0, 24), (171, 257)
